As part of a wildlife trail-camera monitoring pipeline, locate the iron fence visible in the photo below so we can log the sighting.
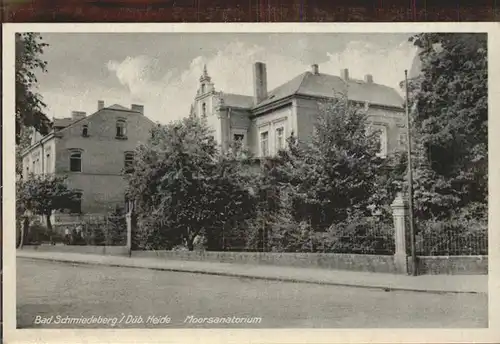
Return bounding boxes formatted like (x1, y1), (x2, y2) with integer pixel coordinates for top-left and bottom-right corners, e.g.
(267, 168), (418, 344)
(319, 220), (395, 255)
(52, 214), (127, 246)
(203, 218), (396, 255)
(415, 230), (488, 256)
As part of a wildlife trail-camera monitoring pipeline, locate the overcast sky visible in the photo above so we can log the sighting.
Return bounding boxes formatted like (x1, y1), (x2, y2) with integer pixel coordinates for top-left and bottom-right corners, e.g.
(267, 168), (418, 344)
(36, 32), (418, 124)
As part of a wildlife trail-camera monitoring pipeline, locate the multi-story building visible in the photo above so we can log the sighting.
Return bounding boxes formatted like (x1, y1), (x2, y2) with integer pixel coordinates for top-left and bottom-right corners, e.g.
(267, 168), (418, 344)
(21, 101), (155, 217)
(191, 63), (407, 157)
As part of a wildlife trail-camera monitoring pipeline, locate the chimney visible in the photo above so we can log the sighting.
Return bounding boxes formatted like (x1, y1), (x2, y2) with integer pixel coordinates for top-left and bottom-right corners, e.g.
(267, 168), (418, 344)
(341, 68), (349, 80)
(71, 111), (86, 120)
(311, 64), (319, 75)
(253, 62), (268, 105)
(364, 74), (373, 83)
(131, 104), (144, 114)
(97, 100), (105, 110)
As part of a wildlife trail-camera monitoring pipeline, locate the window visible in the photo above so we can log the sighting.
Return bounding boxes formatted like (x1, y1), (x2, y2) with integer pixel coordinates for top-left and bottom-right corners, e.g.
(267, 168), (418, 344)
(275, 126), (285, 152)
(69, 191), (82, 214)
(46, 153), (51, 174)
(202, 103), (207, 117)
(69, 151), (82, 172)
(32, 161), (35, 174)
(201, 84), (205, 93)
(260, 131), (269, 156)
(82, 124), (89, 137)
(124, 152), (135, 173)
(398, 133), (407, 146)
(232, 133), (246, 150)
(376, 126), (388, 158)
(116, 120), (127, 138)
(234, 134), (244, 142)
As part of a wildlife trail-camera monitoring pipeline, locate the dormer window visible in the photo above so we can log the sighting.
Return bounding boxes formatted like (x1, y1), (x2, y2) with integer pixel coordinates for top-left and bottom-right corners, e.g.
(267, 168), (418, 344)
(116, 119), (127, 139)
(82, 124), (89, 137)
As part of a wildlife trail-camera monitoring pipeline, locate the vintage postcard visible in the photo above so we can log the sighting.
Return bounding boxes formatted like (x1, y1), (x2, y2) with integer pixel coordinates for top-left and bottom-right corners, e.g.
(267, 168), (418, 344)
(2, 23), (499, 344)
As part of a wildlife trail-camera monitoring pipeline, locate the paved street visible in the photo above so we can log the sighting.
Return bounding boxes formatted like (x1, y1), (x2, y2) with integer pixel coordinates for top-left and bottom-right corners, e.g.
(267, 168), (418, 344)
(17, 258), (488, 328)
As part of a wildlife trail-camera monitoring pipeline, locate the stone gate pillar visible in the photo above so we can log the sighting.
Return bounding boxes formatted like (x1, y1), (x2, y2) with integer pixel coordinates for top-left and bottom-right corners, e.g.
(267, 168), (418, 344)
(391, 193), (409, 274)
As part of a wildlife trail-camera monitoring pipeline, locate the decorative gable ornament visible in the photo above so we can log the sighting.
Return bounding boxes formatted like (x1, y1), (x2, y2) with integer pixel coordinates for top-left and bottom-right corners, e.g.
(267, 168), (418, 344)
(214, 91), (225, 111)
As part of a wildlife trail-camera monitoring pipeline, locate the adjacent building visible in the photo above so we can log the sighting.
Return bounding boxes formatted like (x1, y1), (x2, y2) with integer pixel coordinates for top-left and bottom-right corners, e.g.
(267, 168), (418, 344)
(191, 63), (407, 158)
(21, 101), (155, 217)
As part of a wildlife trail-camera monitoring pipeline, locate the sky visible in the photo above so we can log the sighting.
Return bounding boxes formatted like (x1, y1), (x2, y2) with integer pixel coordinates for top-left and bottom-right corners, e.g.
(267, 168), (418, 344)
(36, 32), (419, 124)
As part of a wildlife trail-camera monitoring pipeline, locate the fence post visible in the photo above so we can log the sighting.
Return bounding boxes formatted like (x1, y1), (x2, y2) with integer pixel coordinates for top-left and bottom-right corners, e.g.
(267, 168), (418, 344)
(391, 193), (409, 274)
(125, 208), (133, 257)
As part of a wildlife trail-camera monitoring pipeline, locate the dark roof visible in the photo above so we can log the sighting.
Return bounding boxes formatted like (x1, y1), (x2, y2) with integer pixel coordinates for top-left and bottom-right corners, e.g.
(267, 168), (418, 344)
(53, 118), (79, 128)
(256, 71), (404, 109)
(256, 73), (309, 108)
(107, 104), (132, 111)
(220, 93), (254, 108)
(52, 104), (141, 130)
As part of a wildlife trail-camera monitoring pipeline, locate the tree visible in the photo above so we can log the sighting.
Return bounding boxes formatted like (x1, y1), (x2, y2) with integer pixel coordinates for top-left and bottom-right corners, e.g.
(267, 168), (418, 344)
(16, 33), (51, 145)
(205, 142), (259, 250)
(125, 116), (257, 251)
(17, 174), (80, 233)
(407, 33), (487, 221)
(268, 94), (385, 230)
(16, 127), (32, 177)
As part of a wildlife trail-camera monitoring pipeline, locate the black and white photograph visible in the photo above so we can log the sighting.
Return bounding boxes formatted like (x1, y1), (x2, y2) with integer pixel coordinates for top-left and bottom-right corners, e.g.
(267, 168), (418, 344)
(2, 24), (497, 343)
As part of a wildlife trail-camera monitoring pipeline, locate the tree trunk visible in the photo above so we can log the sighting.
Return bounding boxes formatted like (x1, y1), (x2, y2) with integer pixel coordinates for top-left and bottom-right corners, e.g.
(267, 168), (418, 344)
(187, 235), (194, 251)
(46, 214), (53, 232)
(18, 216), (28, 249)
(45, 214), (55, 244)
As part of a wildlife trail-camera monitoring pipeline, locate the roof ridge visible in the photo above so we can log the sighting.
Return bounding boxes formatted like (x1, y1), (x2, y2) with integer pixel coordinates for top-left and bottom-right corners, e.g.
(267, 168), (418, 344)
(108, 104), (129, 110)
(222, 92), (253, 97)
(292, 72), (310, 96)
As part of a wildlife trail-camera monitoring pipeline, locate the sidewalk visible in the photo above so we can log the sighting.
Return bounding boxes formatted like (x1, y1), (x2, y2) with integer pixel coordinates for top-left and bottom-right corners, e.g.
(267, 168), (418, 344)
(17, 250), (488, 294)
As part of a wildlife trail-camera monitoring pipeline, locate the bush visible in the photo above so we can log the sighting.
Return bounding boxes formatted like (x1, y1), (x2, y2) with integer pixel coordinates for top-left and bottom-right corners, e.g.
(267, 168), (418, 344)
(25, 222), (64, 245)
(104, 212), (127, 246)
(322, 215), (395, 255)
(268, 217), (316, 253)
(416, 203), (487, 255)
(133, 213), (180, 250)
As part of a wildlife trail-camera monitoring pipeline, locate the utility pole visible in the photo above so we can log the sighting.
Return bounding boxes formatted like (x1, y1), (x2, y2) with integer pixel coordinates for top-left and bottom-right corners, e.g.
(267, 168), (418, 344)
(404, 70), (418, 276)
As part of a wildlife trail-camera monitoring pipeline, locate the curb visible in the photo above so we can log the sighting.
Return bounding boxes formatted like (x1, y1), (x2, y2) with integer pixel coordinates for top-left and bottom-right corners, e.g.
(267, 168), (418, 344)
(17, 255), (486, 295)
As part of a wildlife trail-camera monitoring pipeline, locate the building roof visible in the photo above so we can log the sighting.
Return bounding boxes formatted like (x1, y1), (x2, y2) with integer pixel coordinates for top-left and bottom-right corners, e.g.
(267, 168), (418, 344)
(220, 93), (254, 108)
(256, 73), (309, 108)
(256, 71), (404, 109)
(107, 104), (132, 111)
(52, 104), (142, 130)
(53, 118), (79, 128)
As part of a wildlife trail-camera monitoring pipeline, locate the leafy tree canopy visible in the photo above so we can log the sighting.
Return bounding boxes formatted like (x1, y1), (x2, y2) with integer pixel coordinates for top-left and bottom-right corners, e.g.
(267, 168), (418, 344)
(407, 33), (487, 220)
(264, 94), (389, 229)
(126, 116), (257, 250)
(16, 33), (51, 145)
(17, 174), (80, 231)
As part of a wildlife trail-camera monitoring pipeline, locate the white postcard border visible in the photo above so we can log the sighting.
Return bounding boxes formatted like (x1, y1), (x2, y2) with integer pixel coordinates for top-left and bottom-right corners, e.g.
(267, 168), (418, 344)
(3, 22), (499, 344)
